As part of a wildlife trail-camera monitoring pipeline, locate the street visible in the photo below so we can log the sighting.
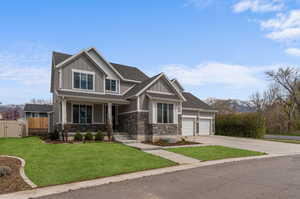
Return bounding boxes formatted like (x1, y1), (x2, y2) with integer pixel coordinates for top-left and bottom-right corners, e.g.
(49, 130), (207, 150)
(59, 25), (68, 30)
(38, 155), (300, 199)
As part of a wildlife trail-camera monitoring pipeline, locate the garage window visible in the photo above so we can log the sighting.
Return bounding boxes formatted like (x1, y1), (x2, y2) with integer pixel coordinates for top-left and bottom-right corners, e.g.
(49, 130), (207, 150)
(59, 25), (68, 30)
(157, 103), (174, 123)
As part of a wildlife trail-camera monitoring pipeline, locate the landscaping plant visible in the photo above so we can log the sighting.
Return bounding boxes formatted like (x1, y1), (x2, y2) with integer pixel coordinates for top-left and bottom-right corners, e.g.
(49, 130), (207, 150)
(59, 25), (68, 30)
(95, 131), (104, 141)
(74, 132), (83, 141)
(84, 132), (94, 141)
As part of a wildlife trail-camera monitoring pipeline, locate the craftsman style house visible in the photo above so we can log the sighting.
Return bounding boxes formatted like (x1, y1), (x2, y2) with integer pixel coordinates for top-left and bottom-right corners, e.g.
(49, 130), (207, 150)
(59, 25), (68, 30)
(50, 47), (216, 141)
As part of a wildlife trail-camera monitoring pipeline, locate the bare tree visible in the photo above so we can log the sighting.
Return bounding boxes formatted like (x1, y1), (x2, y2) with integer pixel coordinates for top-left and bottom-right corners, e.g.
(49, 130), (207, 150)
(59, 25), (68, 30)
(265, 67), (300, 113)
(249, 91), (265, 113)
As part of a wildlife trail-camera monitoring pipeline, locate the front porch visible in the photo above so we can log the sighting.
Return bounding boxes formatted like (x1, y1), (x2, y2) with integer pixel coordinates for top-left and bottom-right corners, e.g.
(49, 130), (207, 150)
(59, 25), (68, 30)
(57, 96), (127, 134)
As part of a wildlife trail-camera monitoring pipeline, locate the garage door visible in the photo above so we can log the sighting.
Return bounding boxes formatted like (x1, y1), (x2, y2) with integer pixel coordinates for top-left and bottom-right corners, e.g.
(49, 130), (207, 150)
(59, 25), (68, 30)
(198, 119), (211, 135)
(182, 118), (194, 136)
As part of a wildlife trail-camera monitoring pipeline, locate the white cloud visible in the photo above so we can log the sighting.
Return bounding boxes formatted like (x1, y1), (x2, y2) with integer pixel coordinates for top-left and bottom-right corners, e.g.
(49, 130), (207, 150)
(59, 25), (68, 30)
(160, 62), (277, 88)
(233, 0), (284, 13)
(260, 9), (300, 42)
(0, 42), (51, 85)
(285, 48), (300, 56)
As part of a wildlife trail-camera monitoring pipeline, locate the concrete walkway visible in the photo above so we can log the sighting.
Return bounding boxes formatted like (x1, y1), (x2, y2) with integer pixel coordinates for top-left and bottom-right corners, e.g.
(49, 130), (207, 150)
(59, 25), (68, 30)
(265, 134), (300, 141)
(190, 135), (300, 155)
(125, 143), (162, 151)
(145, 149), (200, 164)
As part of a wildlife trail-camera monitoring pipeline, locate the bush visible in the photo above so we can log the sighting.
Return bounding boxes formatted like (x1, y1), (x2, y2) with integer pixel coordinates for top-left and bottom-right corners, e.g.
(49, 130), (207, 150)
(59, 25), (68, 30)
(95, 131), (104, 141)
(0, 166), (12, 177)
(49, 130), (60, 141)
(74, 132), (83, 141)
(84, 132), (94, 141)
(215, 113), (266, 138)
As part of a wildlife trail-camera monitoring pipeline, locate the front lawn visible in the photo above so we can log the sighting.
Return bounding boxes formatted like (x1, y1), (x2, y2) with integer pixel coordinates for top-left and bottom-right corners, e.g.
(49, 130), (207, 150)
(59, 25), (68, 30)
(0, 137), (176, 186)
(166, 145), (265, 161)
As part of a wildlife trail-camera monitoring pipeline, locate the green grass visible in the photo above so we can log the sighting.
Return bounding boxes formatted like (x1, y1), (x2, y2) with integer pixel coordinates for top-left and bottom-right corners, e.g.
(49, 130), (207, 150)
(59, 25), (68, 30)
(0, 137), (176, 186)
(263, 138), (300, 144)
(166, 146), (265, 161)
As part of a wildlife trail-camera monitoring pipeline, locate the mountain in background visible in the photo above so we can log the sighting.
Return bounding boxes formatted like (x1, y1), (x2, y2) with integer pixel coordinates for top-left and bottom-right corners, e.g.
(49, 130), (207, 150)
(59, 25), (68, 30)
(205, 98), (255, 114)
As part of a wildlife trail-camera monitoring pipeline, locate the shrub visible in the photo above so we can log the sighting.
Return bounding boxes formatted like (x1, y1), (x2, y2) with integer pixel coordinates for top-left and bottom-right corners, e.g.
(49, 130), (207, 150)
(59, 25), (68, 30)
(74, 132), (83, 141)
(95, 131), (104, 141)
(0, 166), (12, 177)
(215, 113), (266, 138)
(49, 130), (60, 141)
(84, 132), (94, 141)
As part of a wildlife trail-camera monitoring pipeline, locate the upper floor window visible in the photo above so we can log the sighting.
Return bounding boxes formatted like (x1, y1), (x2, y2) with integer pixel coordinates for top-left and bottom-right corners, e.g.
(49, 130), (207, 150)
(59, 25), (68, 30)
(105, 79), (118, 92)
(157, 103), (174, 123)
(73, 71), (94, 90)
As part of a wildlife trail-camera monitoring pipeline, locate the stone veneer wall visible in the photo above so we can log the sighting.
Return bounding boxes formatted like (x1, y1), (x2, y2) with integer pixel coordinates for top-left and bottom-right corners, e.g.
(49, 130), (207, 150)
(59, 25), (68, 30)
(55, 124), (106, 132)
(118, 112), (149, 139)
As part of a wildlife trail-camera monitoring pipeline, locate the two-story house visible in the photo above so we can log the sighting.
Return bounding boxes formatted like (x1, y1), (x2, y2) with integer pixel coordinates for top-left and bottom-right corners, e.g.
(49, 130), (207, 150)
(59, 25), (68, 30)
(50, 47), (216, 141)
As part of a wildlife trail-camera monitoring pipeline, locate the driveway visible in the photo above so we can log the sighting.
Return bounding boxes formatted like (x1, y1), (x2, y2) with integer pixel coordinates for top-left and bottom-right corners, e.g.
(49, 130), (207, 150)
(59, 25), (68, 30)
(38, 155), (300, 199)
(189, 135), (300, 155)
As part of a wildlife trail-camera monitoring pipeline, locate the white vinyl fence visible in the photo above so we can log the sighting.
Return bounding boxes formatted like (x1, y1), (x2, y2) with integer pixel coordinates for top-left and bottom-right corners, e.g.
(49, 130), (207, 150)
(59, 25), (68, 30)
(0, 120), (26, 138)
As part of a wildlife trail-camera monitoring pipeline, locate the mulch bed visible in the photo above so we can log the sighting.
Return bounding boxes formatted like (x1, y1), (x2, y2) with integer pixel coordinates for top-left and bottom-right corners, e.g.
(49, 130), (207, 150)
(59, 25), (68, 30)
(0, 157), (31, 195)
(143, 140), (201, 146)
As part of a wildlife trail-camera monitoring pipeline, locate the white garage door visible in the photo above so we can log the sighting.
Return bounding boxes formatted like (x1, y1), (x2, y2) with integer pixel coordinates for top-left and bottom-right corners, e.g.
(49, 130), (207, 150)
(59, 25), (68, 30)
(198, 119), (211, 135)
(182, 118), (194, 136)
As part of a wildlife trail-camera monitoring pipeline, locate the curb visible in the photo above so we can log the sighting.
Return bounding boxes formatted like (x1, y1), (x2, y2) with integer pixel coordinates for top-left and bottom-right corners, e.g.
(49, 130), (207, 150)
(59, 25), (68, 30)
(0, 155), (37, 188)
(1, 153), (299, 199)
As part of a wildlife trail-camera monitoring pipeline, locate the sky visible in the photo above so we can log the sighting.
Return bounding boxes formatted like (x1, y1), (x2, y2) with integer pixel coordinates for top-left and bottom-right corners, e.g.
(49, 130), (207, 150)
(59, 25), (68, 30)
(1, 0), (300, 104)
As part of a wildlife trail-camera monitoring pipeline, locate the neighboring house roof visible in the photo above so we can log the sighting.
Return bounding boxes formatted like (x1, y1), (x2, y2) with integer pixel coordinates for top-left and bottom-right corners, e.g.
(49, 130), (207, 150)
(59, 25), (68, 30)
(24, 104), (53, 113)
(52, 50), (148, 82)
(182, 92), (215, 111)
(56, 90), (129, 103)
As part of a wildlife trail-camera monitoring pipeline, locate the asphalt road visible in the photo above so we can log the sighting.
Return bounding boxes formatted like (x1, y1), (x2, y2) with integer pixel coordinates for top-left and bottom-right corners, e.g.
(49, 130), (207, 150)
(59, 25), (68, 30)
(38, 155), (300, 199)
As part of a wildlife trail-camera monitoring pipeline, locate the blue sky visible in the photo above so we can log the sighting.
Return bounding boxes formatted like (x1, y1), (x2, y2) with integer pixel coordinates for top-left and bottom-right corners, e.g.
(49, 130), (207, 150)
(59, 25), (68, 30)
(1, 0), (300, 104)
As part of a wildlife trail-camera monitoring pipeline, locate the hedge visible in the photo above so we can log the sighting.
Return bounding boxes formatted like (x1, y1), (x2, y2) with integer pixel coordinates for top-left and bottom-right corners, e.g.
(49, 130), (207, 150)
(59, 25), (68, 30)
(215, 113), (266, 138)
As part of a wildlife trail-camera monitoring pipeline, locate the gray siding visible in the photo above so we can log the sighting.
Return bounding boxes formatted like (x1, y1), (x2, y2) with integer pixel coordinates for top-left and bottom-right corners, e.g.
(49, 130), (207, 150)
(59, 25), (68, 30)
(61, 55), (105, 92)
(118, 99), (137, 113)
(200, 112), (214, 118)
(52, 93), (60, 125)
(182, 110), (198, 116)
(120, 81), (135, 94)
(149, 79), (173, 93)
(139, 94), (149, 110)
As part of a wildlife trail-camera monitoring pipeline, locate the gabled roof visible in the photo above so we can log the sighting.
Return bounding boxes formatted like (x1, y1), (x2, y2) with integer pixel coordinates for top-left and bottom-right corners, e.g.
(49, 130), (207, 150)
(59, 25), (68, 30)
(171, 79), (184, 91)
(124, 73), (186, 101)
(24, 104), (53, 113)
(52, 49), (149, 82)
(182, 92), (215, 111)
(110, 63), (148, 82)
(124, 74), (161, 98)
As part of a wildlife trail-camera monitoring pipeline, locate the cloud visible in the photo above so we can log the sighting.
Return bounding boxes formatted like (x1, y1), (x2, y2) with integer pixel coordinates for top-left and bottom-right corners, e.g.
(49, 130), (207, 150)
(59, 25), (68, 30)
(160, 62), (278, 88)
(0, 42), (51, 85)
(260, 9), (300, 42)
(285, 47), (300, 56)
(233, 0), (284, 13)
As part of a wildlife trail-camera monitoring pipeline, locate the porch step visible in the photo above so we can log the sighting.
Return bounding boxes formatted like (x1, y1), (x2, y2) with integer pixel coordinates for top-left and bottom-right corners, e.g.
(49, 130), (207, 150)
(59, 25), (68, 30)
(113, 133), (139, 144)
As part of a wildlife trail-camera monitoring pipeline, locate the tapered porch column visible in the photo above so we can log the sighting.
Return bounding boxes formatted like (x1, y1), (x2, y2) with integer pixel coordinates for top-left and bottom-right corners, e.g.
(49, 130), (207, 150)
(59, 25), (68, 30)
(61, 99), (67, 129)
(107, 102), (112, 125)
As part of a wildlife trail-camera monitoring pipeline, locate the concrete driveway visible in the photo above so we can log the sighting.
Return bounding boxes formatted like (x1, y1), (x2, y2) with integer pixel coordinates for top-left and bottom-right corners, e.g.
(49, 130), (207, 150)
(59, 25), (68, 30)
(189, 135), (300, 155)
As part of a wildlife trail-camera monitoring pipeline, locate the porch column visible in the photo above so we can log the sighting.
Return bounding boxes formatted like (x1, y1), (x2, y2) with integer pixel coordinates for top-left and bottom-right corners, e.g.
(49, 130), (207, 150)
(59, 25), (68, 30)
(61, 99), (67, 129)
(107, 102), (112, 125)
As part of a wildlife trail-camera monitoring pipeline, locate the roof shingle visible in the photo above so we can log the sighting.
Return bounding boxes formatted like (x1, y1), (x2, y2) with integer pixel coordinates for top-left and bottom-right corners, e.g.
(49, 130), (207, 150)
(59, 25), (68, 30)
(182, 92), (215, 110)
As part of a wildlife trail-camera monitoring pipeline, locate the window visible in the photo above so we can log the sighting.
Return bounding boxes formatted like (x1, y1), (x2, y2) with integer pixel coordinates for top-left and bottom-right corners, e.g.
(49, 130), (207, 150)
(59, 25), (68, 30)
(105, 79), (118, 92)
(73, 71), (94, 90)
(73, 104), (92, 124)
(157, 103), (174, 123)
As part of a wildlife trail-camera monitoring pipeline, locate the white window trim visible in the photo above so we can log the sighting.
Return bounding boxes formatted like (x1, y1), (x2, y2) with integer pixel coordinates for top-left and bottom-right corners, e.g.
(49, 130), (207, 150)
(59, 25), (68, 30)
(72, 69), (95, 92)
(71, 103), (94, 124)
(156, 102), (176, 124)
(105, 78), (120, 94)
